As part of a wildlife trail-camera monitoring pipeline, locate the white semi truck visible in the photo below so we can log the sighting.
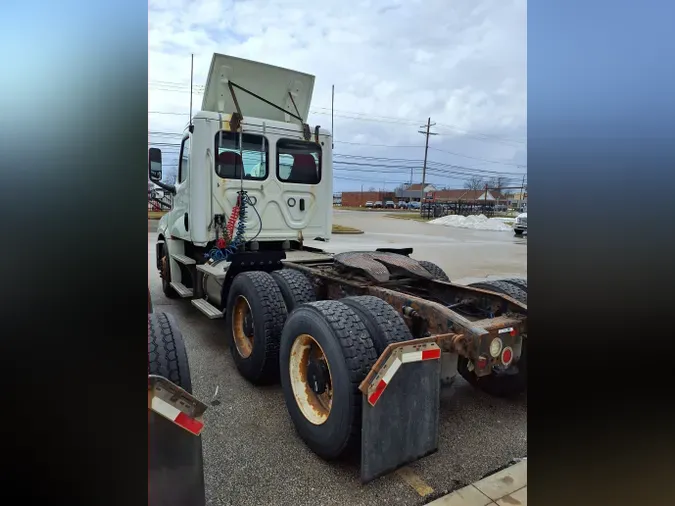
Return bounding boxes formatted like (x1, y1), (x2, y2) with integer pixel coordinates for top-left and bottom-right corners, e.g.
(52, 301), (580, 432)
(149, 54), (528, 483)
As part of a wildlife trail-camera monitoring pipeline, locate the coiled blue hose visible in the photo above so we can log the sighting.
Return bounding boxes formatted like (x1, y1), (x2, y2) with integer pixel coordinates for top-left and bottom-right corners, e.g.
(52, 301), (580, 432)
(207, 191), (258, 265)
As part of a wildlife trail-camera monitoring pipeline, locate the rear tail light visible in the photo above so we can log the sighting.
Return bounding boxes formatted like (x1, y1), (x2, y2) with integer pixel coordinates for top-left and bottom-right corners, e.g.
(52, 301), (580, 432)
(476, 356), (488, 369)
(501, 347), (514, 366)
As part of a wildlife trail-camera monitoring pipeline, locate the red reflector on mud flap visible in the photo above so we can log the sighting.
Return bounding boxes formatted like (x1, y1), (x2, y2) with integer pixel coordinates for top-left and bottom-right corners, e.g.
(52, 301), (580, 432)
(422, 348), (441, 360)
(151, 395), (204, 436)
(367, 379), (387, 406)
(366, 342), (441, 407)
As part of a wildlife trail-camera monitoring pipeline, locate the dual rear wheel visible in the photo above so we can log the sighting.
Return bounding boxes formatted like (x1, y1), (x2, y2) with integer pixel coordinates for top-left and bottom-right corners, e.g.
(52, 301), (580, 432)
(223, 269), (411, 459)
(223, 268), (526, 459)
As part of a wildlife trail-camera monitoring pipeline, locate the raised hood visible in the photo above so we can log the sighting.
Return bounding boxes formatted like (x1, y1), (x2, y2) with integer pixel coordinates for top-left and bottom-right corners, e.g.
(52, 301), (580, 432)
(201, 54), (315, 123)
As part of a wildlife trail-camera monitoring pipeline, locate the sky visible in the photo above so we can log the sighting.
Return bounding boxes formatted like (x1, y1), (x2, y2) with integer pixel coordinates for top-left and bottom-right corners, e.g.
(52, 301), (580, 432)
(148, 0), (527, 193)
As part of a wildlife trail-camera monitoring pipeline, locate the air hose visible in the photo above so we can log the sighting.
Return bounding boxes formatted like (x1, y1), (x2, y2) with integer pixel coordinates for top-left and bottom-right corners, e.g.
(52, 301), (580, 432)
(206, 191), (248, 265)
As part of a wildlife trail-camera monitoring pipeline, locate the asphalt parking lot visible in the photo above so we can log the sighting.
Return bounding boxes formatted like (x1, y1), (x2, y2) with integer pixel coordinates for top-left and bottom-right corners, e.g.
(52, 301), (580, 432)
(148, 211), (527, 506)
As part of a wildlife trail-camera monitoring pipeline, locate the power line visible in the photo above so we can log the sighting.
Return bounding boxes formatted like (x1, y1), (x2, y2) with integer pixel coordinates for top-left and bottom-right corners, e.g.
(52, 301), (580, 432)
(149, 80), (527, 145)
(334, 140), (526, 168)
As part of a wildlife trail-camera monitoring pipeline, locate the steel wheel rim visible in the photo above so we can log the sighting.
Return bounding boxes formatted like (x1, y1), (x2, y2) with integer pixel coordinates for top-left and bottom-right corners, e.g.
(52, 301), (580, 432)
(289, 333), (333, 425)
(232, 295), (254, 358)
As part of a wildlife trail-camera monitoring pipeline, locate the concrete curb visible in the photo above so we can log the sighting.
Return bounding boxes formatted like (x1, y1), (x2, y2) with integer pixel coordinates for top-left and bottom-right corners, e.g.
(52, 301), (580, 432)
(426, 460), (527, 506)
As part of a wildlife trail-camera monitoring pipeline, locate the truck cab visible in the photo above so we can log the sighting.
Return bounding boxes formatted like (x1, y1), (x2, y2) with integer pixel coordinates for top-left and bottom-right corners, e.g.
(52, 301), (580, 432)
(149, 54), (334, 310)
(153, 54), (332, 249)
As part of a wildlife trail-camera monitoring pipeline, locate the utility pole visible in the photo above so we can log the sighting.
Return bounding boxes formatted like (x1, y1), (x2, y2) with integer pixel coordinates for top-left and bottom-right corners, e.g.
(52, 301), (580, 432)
(417, 117), (437, 204)
(519, 174), (526, 210)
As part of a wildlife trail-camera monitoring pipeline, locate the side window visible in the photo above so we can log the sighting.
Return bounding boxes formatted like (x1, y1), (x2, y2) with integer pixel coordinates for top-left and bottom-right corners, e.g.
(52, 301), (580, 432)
(178, 136), (190, 183)
(214, 131), (268, 180)
(276, 139), (321, 184)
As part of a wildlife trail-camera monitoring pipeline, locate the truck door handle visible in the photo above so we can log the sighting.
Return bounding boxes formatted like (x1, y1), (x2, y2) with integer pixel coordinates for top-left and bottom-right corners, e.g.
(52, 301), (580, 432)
(299, 199), (305, 211)
(184, 213), (189, 231)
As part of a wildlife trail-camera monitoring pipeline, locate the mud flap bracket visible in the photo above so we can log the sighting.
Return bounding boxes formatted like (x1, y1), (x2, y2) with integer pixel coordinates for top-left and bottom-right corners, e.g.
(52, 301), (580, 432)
(359, 339), (441, 483)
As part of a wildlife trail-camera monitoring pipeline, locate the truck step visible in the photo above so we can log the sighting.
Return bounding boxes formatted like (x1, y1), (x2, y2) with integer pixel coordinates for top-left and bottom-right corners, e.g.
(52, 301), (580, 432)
(170, 282), (193, 298)
(196, 262), (229, 280)
(171, 253), (196, 265)
(191, 299), (224, 319)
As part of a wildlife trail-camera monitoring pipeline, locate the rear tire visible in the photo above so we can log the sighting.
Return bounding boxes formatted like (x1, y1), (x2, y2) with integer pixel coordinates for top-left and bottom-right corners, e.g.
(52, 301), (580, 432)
(225, 271), (287, 384)
(148, 312), (192, 393)
(148, 312), (205, 506)
(418, 260), (450, 281)
(514, 229), (524, 236)
(341, 295), (412, 355)
(501, 278), (527, 291)
(468, 280), (527, 305)
(270, 269), (316, 313)
(458, 280), (527, 397)
(279, 300), (377, 459)
(160, 242), (178, 299)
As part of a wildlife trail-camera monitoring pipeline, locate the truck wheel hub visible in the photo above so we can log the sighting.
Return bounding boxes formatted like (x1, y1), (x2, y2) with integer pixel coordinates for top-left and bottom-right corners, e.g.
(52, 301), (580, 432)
(307, 359), (330, 395)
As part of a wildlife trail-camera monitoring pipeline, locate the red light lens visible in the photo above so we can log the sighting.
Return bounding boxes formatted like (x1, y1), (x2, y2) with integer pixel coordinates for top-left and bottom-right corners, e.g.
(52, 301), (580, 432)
(477, 356), (488, 369)
(510, 329), (517, 337)
(501, 347), (513, 365)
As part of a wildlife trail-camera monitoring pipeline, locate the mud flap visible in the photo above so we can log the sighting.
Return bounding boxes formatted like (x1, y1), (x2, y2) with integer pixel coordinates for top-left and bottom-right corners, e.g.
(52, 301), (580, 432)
(149, 375), (208, 506)
(359, 339), (441, 483)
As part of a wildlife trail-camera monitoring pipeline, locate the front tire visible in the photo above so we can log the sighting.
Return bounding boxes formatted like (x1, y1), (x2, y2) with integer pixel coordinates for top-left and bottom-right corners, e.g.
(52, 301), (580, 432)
(279, 300), (377, 460)
(160, 242), (178, 299)
(514, 229), (524, 236)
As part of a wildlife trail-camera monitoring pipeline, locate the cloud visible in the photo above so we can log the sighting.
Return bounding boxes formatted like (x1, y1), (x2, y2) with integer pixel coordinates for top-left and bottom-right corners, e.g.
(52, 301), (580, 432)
(149, 0), (526, 190)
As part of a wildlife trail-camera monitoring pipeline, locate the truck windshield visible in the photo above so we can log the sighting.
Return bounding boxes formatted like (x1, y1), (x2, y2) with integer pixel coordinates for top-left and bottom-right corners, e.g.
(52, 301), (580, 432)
(276, 139), (321, 184)
(214, 131), (268, 180)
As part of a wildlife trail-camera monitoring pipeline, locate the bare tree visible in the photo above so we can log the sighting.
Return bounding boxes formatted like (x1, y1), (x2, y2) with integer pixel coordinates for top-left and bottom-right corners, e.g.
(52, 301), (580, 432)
(464, 176), (485, 191)
(487, 176), (508, 193)
(368, 186), (376, 192)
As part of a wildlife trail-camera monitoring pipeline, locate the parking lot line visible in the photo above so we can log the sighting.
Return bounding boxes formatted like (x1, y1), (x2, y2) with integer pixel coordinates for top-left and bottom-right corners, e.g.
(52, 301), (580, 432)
(395, 466), (434, 497)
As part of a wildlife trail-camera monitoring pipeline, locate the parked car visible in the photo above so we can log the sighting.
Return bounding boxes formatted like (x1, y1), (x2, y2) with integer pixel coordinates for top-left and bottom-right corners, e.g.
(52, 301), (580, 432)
(365, 201), (374, 208)
(514, 212), (527, 236)
(374, 201), (383, 208)
(385, 201), (396, 209)
(397, 201), (409, 209)
(409, 201), (421, 210)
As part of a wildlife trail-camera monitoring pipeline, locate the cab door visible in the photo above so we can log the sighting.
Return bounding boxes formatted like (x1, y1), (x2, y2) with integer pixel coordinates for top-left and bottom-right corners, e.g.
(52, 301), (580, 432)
(169, 134), (192, 241)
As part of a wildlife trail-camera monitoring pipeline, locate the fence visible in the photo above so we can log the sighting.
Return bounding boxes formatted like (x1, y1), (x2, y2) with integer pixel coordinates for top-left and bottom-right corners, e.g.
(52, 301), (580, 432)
(148, 190), (173, 212)
(420, 201), (498, 220)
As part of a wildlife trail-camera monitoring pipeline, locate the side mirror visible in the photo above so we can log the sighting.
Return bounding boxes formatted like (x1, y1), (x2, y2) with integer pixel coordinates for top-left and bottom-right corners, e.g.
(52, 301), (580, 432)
(148, 148), (163, 182)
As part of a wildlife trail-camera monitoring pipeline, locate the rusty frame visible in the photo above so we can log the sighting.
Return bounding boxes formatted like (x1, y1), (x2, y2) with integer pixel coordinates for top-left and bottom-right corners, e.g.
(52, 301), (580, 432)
(284, 261), (527, 373)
